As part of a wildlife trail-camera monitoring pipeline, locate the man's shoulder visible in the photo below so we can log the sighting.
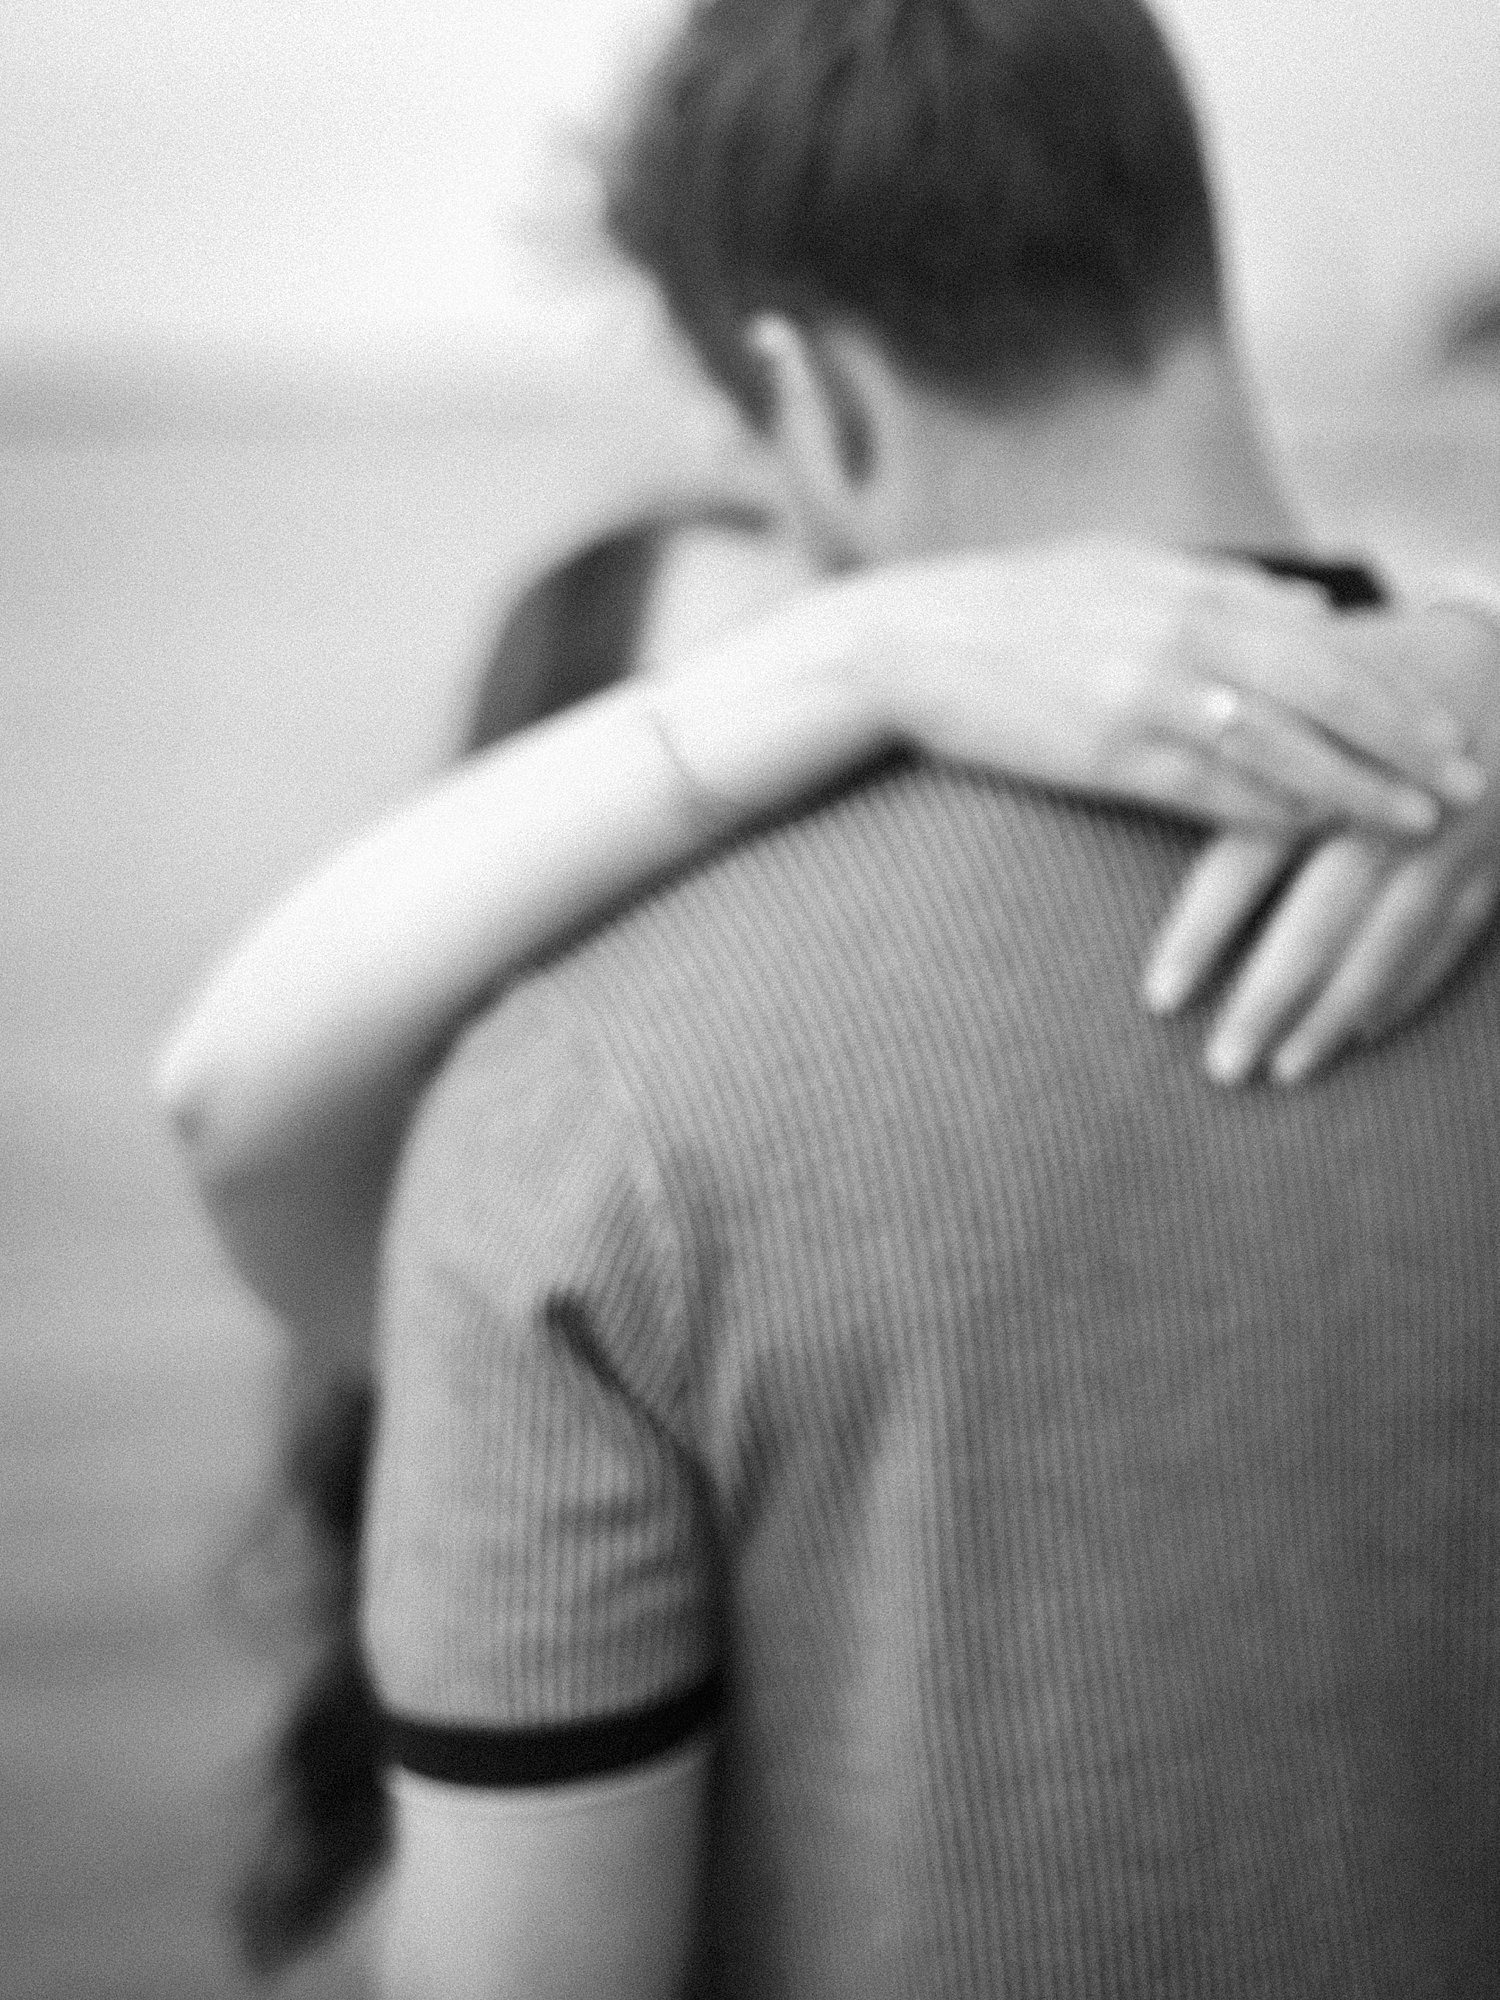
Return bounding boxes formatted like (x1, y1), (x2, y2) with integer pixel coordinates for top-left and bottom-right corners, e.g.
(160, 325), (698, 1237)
(420, 759), (1183, 1195)
(392, 963), (663, 1269)
(507, 757), (1104, 987)
(449, 762), (958, 1070)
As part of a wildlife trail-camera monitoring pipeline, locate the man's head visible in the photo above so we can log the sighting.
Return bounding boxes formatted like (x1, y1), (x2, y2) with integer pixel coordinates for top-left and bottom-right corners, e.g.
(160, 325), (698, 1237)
(607, 0), (1263, 563)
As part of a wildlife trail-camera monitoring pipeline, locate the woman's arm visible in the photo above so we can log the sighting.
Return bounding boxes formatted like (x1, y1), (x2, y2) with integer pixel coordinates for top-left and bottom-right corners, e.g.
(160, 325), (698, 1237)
(158, 542), (1489, 1353)
(158, 602), (890, 1355)
(161, 542), (1476, 1171)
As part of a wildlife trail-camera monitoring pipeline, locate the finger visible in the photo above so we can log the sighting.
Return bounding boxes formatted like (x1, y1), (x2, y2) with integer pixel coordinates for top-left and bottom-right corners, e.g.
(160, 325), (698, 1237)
(1119, 738), (1315, 834)
(1353, 874), (1498, 1049)
(1183, 611), (1481, 807)
(1141, 834), (1294, 1015)
(1264, 860), (1457, 1083)
(1274, 889), (1481, 1083)
(1170, 683), (1443, 839)
(1200, 838), (1387, 1084)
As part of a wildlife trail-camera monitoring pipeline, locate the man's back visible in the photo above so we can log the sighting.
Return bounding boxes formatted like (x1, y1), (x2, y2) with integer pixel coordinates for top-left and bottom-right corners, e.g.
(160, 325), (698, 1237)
(367, 762), (1500, 1996)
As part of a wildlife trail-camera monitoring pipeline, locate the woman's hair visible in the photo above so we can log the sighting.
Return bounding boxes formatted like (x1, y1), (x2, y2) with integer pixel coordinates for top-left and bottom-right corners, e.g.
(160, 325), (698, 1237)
(230, 526), (665, 1977)
(230, 1378), (387, 1976)
(464, 525), (668, 745)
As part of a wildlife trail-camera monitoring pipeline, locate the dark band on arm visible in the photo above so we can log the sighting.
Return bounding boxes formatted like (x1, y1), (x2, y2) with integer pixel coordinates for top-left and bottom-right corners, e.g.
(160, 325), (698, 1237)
(381, 1670), (726, 1788)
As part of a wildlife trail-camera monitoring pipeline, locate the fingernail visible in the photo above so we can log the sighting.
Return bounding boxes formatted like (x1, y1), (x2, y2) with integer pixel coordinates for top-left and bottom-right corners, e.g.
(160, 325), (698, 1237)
(1142, 965), (1186, 1015)
(1389, 789), (1441, 834)
(1271, 1043), (1313, 1085)
(1204, 1036), (1254, 1086)
(1439, 754), (1487, 807)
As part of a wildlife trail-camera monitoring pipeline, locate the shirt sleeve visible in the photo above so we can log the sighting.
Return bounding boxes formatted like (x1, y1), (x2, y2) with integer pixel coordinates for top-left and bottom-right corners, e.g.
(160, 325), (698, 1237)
(361, 983), (724, 1786)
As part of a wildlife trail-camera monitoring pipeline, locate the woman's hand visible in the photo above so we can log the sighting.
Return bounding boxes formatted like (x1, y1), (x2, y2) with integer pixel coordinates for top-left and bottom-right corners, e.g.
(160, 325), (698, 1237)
(1140, 605), (1500, 1083)
(856, 543), (1483, 836)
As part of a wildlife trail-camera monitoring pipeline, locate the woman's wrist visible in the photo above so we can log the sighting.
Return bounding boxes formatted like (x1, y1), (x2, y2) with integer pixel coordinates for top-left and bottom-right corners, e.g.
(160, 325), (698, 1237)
(640, 577), (897, 823)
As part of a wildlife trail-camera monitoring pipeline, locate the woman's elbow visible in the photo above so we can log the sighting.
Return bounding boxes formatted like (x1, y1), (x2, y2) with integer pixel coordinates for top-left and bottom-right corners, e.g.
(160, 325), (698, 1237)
(153, 1015), (259, 1195)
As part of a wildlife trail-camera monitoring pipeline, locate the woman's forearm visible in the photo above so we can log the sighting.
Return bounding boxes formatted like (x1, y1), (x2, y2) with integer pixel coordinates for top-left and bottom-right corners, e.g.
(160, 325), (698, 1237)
(157, 594), (890, 1198)
(160, 539), (1484, 1260)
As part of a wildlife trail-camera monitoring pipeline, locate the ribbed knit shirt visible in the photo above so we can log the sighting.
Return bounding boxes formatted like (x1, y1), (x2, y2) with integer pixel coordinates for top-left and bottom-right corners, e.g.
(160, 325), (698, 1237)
(365, 746), (1500, 1996)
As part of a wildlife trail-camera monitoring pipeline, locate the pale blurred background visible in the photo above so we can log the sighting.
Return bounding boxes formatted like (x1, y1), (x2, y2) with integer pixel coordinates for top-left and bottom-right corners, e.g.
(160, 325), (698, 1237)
(3, 4), (1499, 1996)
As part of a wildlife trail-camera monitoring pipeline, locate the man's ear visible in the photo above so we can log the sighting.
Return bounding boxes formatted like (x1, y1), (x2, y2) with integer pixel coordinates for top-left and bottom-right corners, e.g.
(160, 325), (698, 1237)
(747, 314), (913, 567)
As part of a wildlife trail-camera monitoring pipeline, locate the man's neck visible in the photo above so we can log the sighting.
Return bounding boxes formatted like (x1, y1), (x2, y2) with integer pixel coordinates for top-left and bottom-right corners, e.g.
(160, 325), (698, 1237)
(914, 337), (1304, 561)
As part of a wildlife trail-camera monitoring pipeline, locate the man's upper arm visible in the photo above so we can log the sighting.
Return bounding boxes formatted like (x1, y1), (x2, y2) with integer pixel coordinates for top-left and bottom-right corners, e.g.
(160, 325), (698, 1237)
(379, 1744), (714, 2000)
(361, 990), (722, 1993)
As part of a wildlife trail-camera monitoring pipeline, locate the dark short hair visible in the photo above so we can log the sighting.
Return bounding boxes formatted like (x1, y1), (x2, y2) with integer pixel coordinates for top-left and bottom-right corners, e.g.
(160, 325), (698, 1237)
(606, 0), (1225, 421)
